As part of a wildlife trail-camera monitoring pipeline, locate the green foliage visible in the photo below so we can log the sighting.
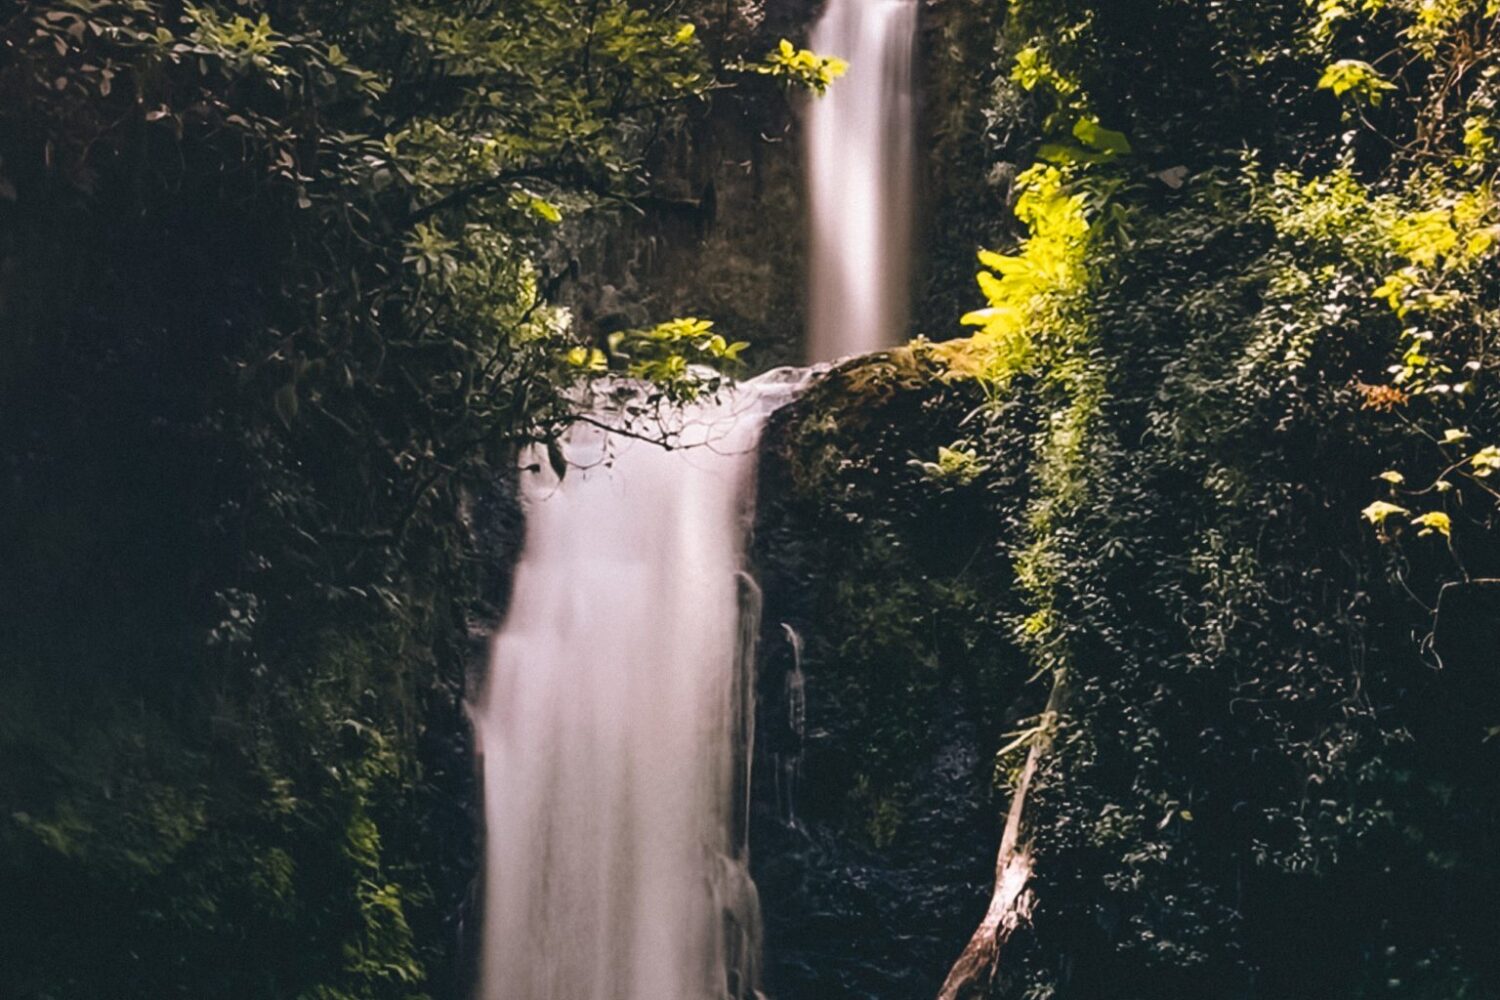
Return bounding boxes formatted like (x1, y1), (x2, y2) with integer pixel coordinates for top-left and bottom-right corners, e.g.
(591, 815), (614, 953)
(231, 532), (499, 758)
(1010, 44), (1077, 97)
(744, 38), (849, 95)
(1318, 58), (1397, 103)
(606, 317), (750, 402)
(0, 0), (803, 995)
(908, 441), (988, 486)
(956, 164), (1094, 380)
(921, 0), (1500, 995)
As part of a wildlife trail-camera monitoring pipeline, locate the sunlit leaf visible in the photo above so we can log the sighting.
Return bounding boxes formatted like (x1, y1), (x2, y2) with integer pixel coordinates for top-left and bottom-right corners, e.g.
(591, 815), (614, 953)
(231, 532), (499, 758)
(1361, 500), (1409, 525)
(1412, 511), (1451, 538)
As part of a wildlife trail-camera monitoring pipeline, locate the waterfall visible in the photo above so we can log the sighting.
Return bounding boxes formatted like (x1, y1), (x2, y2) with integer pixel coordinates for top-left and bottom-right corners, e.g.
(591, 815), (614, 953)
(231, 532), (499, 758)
(474, 1), (922, 992)
(473, 372), (806, 1000)
(805, 0), (919, 362)
(774, 624), (807, 832)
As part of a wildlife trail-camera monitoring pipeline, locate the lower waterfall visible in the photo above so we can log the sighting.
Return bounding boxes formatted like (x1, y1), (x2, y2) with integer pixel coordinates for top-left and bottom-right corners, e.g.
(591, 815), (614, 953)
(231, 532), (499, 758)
(473, 372), (807, 1000)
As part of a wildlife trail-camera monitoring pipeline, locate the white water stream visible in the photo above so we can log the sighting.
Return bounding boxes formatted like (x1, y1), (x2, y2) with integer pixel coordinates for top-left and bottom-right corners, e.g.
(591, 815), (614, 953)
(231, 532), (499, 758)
(473, 375), (804, 1000)
(806, 0), (919, 362)
(474, 0), (921, 995)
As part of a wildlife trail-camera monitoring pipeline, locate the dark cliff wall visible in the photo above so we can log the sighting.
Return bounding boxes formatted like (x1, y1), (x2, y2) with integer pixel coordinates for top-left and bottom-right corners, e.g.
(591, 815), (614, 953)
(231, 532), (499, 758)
(558, 0), (826, 369)
(748, 346), (1039, 998)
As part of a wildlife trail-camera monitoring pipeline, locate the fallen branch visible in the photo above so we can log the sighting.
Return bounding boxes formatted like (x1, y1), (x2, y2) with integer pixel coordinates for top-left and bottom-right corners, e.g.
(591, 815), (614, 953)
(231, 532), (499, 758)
(937, 669), (1068, 1000)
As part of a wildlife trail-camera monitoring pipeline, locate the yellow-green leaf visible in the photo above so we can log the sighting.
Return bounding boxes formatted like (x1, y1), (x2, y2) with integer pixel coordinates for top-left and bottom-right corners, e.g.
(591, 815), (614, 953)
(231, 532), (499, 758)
(1412, 511), (1451, 538)
(564, 346), (606, 371)
(1391, 209), (1457, 266)
(1317, 59), (1396, 105)
(1072, 116), (1131, 155)
(1362, 500), (1409, 525)
(528, 197), (562, 223)
(1472, 446), (1500, 477)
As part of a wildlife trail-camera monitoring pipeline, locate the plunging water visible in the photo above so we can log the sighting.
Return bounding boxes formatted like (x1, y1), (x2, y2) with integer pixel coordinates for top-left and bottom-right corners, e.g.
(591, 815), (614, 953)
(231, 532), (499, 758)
(476, 0), (921, 992)
(474, 374), (806, 1000)
(805, 0), (919, 362)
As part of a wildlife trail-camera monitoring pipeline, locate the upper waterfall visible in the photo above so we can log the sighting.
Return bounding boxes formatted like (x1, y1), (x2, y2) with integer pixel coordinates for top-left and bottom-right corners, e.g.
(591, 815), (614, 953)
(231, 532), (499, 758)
(805, 0), (919, 362)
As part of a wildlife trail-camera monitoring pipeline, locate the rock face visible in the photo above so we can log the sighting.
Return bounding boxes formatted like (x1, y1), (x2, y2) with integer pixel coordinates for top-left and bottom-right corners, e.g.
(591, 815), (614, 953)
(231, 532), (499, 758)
(557, 0), (823, 369)
(748, 348), (1040, 999)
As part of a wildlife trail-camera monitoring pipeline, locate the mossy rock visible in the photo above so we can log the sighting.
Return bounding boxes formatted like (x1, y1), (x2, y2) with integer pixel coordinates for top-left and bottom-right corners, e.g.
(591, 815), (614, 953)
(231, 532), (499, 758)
(749, 347), (1041, 999)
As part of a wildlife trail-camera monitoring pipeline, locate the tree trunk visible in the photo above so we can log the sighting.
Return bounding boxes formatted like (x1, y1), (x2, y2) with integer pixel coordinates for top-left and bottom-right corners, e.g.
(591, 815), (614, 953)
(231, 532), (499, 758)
(937, 671), (1067, 1000)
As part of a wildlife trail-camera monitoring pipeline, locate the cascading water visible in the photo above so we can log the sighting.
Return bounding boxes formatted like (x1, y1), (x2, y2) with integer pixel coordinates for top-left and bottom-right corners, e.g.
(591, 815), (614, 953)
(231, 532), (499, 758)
(475, 2), (922, 994)
(805, 0), (919, 362)
(773, 624), (807, 832)
(473, 373), (806, 1000)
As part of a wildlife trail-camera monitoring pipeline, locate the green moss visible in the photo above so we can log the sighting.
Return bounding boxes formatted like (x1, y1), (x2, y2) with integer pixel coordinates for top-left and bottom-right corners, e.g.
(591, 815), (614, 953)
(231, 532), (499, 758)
(755, 348), (1040, 842)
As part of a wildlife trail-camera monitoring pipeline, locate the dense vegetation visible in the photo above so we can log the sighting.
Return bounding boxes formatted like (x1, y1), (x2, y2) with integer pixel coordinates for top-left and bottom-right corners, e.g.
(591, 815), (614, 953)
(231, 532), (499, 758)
(0, 2), (827, 996)
(5, 0), (1500, 998)
(908, 0), (1500, 995)
(743, 1), (1500, 997)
